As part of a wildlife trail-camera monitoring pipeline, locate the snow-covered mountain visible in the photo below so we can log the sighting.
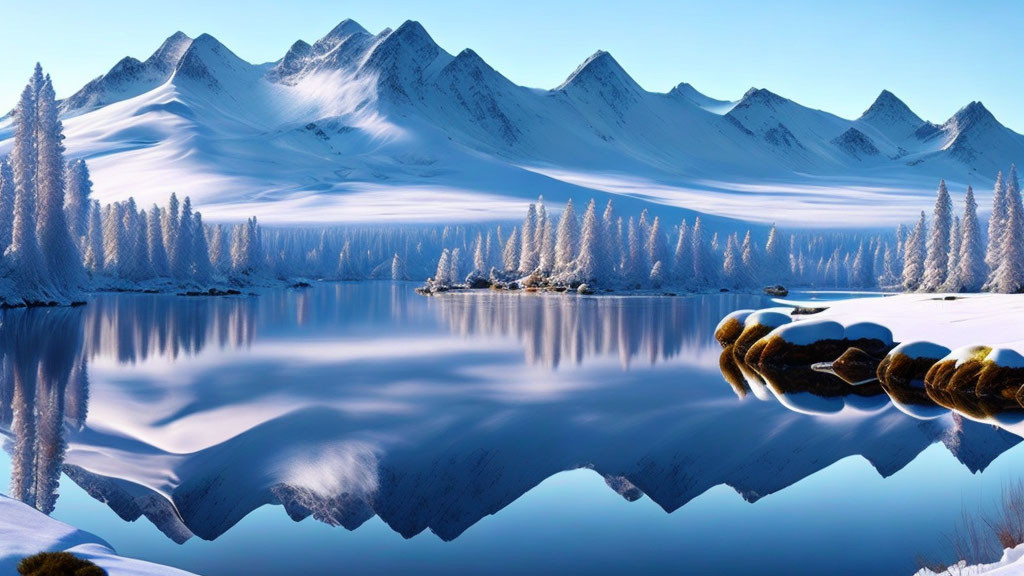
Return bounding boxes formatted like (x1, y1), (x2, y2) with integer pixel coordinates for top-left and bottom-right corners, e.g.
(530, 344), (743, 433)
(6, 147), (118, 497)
(3, 19), (1023, 227)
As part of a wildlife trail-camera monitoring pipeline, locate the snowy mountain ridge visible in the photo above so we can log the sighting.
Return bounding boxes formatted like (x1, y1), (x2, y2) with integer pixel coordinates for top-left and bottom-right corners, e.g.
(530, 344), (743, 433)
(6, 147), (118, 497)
(5, 19), (1024, 227)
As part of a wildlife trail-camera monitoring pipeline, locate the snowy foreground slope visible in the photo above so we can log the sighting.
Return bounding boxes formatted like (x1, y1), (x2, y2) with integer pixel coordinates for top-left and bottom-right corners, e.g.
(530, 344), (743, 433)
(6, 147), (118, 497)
(0, 494), (194, 575)
(916, 544), (1024, 576)
(0, 19), (1021, 226)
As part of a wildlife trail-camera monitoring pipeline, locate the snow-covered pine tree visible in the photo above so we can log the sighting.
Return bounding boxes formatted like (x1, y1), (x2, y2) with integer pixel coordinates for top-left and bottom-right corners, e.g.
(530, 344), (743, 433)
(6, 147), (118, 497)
(101, 203), (124, 276)
(208, 223), (227, 275)
(554, 198), (578, 273)
(191, 212), (213, 284)
(921, 180), (952, 291)
(434, 248), (451, 286)
(944, 215), (962, 292)
(764, 223), (784, 283)
(449, 247), (462, 284)
(740, 230), (758, 287)
(0, 159), (14, 256)
(901, 211), (926, 291)
(473, 232), (486, 274)
(538, 211), (555, 274)
(722, 235), (740, 288)
(392, 253), (407, 280)
(518, 203), (537, 274)
(36, 73), (84, 298)
(172, 197), (195, 280)
(647, 216), (667, 278)
(691, 217), (710, 288)
(502, 226), (520, 273)
(672, 220), (690, 285)
(601, 200), (618, 280)
(163, 192), (180, 272)
(5, 67), (52, 303)
(625, 216), (640, 284)
(147, 205), (170, 277)
(83, 201), (103, 275)
(985, 171), (1007, 276)
(64, 159), (91, 250)
(991, 166), (1024, 293)
(575, 198), (599, 282)
(957, 186), (986, 291)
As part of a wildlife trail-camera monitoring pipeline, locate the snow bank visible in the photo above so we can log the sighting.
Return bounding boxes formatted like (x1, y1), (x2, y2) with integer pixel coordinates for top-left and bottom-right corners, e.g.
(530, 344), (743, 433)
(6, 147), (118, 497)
(843, 322), (893, 345)
(0, 494), (193, 576)
(915, 543), (1024, 576)
(814, 294), (1024, 353)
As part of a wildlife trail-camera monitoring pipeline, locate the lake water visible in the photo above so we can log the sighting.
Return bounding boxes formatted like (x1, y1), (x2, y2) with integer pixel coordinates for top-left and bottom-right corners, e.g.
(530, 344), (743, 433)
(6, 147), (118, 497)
(1, 283), (1022, 575)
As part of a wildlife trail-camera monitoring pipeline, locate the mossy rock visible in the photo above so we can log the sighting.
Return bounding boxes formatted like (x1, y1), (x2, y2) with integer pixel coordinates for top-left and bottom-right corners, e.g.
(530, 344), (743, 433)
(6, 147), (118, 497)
(879, 352), (942, 391)
(733, 324), (776, 363)
(18, 552), (105, 576)
(976, 364), (1024, 399)
(714, 316), (747, 347)
(927, 387), (1022, 420)
(831, 347), (882, 385)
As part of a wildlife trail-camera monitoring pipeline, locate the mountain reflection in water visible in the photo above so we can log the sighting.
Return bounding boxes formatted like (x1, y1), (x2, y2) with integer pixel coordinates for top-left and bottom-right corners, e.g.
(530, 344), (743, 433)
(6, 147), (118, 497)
(0, 284), (1020, 553)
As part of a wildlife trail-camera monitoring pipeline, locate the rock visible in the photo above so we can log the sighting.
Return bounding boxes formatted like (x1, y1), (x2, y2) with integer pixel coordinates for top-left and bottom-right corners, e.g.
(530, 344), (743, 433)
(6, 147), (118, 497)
(830, 347), (882, 385)
(763, 284), (788, 297)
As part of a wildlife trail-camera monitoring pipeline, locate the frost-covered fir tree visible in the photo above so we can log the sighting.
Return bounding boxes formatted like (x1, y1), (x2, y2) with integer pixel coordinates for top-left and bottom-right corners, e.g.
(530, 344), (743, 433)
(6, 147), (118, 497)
(921, 180), (952, 291)
(985, 171), (1007, 275)
(392, 253), (407, 280)
(991, 166), (1024, 293)
(740, 230), (758, 287)
(208, 223), (227, 275)
(722, 235), (740, 288)
(434, 248), (451, 286)
(625, 216), (640, 283)
(0, 159), (14, 256)
(102, 203), (124, 276)
(191, 213), (213, 284)
(575, 198), (599, 282)
(647, 217), (667, 278)
(957, 186), (986, 291)
(554, 198), (578, 273)
(147, 206), (170, 277)
(901, 211), (926, 291)
(83, 201), (103, 274)
(473, 232), (486, 274)
(672, 220), (691, 285)
(691, 217), (712, 288)
(502, 226), (521, 273)
(5, 67), (52, 303)
(538, 212), (555, 274)
(172, 197), (195, 280)
(943, 215), (962, 292)
(36, 73), (84, 298)
(518, 203), (538, 274)
(601, 201), (618, 281)
(64, 159), (91, 249)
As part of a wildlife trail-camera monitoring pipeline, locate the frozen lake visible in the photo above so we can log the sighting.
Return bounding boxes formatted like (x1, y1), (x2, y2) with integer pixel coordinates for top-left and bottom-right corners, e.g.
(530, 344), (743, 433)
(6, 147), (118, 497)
(1, 283), (1022, 575)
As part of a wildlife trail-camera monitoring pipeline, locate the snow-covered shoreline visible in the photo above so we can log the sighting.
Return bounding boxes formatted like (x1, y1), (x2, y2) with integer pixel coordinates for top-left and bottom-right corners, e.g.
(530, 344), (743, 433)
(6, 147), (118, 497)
(0, 494), (193, 575)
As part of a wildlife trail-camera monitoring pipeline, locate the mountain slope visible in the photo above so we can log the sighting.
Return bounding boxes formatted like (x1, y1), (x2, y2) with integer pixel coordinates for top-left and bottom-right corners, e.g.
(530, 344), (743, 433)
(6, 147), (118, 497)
(3, 18), (1024, 227)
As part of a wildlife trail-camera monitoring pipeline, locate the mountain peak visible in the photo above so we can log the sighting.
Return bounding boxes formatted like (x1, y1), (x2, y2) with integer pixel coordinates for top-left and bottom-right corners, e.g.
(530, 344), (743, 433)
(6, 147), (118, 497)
(173, 33), (249, 90)
(556, 50), (639, 93)
(145, 31), (194, 73)
(325, 19), (368, 40)
(669, 82), (735, 113)
(360, 19), (448, 102)
(860, 90), (922, 124)
(944, 101), (1000, 138)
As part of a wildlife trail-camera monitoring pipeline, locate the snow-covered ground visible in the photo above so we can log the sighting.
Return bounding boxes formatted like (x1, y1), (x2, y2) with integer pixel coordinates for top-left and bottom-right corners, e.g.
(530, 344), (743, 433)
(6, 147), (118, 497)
(0, 494), (194, 575)
(807, 293), (1024, 351)
(915, 544), (1024, 575)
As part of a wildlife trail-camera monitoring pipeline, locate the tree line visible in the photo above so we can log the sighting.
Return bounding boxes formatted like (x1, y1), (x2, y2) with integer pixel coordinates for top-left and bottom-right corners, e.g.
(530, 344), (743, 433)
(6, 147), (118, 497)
(0, 66), (267, 307)
(898, 167), (1023, 293)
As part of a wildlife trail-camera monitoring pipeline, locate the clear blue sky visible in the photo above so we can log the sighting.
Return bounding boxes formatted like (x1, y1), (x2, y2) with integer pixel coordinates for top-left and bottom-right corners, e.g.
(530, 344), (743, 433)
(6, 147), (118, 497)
(3, 0), (1021, 129)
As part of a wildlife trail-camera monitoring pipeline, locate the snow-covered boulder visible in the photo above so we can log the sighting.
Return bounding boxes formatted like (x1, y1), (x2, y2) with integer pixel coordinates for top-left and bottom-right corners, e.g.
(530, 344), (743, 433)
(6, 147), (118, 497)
(714, 309), (754, 346)
(731, 309), (793, 363)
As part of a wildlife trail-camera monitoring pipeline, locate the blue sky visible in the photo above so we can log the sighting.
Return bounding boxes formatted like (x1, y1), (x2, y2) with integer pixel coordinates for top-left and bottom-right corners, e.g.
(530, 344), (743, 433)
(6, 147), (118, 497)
(3, 0), (1021, 129)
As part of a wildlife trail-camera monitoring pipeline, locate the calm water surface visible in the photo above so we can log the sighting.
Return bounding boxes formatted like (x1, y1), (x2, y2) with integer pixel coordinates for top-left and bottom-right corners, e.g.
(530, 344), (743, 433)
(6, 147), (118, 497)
(0, 283), (1021, 575)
